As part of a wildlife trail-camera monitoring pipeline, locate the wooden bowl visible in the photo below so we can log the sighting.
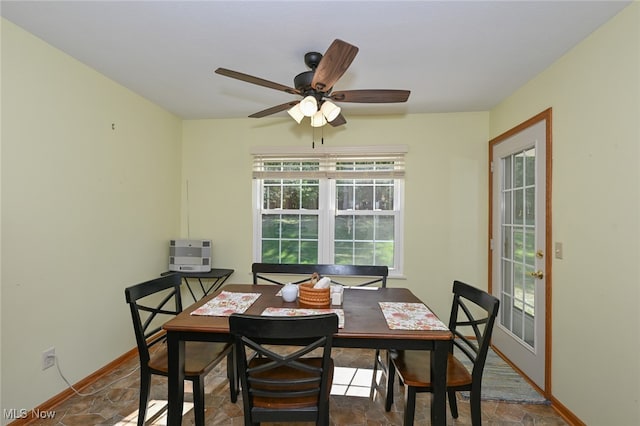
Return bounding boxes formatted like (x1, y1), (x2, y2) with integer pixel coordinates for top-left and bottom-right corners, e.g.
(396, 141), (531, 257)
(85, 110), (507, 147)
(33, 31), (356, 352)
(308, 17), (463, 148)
(298, 282), (330, 307)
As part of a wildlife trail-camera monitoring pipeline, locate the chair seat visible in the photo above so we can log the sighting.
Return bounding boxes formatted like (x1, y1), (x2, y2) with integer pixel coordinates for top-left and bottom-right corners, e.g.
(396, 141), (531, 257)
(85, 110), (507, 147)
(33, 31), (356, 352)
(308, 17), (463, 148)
(249, 357), (334, 410)
(392, 351), (472, 389)
(149, 341), (232, 377)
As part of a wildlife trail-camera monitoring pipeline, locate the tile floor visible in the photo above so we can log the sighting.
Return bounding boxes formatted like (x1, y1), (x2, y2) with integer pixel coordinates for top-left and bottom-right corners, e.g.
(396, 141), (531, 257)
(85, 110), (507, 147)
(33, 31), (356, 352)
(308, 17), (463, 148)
(28, 348), (567, 425)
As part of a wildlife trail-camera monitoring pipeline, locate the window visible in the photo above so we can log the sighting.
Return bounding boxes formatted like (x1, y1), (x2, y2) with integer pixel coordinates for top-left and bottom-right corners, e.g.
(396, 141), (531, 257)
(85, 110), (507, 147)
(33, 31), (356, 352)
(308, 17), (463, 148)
(252, 146), (406, 275)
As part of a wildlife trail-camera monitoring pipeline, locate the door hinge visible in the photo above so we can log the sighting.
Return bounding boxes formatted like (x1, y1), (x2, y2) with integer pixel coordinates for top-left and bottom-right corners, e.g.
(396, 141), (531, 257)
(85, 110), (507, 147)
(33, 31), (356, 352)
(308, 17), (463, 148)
(490, 239), (494, 250)
(490, 161), (494, 173)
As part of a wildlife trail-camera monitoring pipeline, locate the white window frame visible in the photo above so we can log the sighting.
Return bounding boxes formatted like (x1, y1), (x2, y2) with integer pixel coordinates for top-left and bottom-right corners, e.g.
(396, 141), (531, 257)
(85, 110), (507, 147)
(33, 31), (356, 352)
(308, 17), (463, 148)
(252, 145), (406, 276)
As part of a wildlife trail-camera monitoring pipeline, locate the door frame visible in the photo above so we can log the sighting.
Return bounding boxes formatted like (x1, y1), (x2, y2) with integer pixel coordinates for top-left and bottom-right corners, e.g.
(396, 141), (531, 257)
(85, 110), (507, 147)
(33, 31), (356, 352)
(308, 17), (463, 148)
(488, 108), (552, 397)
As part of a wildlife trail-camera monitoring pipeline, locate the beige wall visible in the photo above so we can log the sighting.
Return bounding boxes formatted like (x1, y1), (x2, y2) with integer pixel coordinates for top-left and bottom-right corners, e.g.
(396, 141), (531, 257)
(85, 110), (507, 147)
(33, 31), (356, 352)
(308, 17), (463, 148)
(181, 112), (489, 316)
(2, 2), (639, 425)
(489, 3), (640, 424)
(1, 19), (183, 420)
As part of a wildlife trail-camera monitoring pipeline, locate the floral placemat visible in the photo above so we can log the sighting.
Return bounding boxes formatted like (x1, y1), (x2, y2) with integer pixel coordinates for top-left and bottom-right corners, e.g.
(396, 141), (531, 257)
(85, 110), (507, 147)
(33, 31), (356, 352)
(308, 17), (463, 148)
(261, 307), (345, 328)
(190, 291), (261, 317)
(378, 302), (449, 330)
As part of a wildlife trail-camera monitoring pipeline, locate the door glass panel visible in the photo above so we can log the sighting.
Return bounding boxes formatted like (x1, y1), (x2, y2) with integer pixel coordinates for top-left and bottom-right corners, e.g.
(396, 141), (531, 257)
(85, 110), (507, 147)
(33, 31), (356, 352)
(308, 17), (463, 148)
(500, 147), (536, 349)
(503, 191), (512, 223)
(525, 187), (535, 225)
(514, 263), (524, 311)
(514, 154), (524, 187)
(502, 225), (511, 258)
(513, 315), (524, 339)
(516, 227), (527, 263)
(514, 190), (524, 224)
(501, 294), (512, 329)
(524, 148), (536, 185)
(503, 156), (512, 190)
(525, 229), (535, 266)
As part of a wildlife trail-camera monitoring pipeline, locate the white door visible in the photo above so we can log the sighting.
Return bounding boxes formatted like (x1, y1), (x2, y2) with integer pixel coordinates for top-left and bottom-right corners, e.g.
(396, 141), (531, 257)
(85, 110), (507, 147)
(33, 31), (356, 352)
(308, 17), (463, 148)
(490, 111), (551, 392)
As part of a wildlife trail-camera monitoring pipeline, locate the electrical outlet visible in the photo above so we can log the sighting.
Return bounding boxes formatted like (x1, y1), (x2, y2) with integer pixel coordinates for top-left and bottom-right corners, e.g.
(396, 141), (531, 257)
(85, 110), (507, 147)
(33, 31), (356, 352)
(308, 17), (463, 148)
(42, 347), (55, 370)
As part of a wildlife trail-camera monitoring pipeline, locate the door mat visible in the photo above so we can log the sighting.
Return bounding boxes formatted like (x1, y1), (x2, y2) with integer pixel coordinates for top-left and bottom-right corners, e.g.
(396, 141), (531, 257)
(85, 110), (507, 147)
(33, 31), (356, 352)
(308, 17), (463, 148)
(458, 348), (549, 404)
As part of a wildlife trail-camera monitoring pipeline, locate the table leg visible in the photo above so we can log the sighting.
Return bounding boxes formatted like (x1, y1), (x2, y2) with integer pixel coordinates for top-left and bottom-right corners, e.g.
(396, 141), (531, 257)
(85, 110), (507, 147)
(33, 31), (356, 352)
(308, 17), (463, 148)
(431, 340), (450, 425)
(182, 278), (199, 303)
(167, 333), (185, 426)
(202, 274), (232, 297)
(185, 273), (232, 303)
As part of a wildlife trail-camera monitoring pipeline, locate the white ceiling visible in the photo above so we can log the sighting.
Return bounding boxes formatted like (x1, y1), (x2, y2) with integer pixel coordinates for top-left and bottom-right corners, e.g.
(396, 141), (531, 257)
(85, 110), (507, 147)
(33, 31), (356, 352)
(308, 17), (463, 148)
(1, 1), (632, 120)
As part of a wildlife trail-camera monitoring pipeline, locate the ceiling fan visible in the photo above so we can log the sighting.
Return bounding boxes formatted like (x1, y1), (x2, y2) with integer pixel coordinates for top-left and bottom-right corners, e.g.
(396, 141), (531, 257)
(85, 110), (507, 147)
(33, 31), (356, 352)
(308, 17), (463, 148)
(214, 39), (410, 127)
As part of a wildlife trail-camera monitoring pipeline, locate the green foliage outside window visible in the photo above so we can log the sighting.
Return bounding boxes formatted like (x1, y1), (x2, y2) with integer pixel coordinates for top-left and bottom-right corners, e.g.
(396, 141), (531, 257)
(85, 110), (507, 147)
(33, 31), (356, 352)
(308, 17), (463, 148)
(257, 157), (402, 268)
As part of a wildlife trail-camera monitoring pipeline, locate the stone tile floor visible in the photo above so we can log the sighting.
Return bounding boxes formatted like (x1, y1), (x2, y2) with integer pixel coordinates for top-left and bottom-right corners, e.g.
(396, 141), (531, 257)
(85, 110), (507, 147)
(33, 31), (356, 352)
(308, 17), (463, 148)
(29, 348), (567, 425)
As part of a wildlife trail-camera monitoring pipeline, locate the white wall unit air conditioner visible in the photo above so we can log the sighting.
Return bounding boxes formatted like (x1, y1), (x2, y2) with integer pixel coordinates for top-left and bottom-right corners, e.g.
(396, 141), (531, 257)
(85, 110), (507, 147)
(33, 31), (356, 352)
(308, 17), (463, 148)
(169, 239), (212, 272)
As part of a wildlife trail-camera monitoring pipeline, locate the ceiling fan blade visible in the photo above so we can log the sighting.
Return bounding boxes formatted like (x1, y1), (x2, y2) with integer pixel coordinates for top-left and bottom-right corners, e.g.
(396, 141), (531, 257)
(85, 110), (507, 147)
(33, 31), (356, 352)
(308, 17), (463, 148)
(329, 113), (347, 127)
(248, 101), (300, 118)
(330, 89), (410, 103)
(215, 68), (301, 95)
(311, 39), (359, 92)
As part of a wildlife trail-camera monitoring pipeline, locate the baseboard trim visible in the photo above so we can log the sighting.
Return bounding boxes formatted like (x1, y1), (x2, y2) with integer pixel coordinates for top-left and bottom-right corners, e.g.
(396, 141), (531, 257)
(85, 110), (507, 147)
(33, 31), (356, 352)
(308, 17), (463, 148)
(548, 395), (586, 426)
(8, 348), (138, 426)
(9, 345), (585, 425)
(491, 345), (584, 425)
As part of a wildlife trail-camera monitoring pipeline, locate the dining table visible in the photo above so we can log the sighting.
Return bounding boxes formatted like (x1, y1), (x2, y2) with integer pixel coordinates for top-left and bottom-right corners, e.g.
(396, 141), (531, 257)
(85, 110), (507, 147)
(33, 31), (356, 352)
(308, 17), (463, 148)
(163, 283), (453, 425)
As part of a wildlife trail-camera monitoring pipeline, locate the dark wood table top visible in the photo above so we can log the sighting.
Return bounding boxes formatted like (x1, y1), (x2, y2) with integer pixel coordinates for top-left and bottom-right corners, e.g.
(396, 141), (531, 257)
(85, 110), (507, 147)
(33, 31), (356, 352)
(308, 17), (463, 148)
(164, 284), (452, 343)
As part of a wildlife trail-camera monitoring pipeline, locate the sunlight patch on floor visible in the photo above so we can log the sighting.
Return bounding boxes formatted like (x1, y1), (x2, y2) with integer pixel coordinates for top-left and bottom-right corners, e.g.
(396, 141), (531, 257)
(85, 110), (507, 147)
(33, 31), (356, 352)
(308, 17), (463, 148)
(116, 400), (194, 426)
(117, 367), (381, 424)
(331, 367), (382, 397)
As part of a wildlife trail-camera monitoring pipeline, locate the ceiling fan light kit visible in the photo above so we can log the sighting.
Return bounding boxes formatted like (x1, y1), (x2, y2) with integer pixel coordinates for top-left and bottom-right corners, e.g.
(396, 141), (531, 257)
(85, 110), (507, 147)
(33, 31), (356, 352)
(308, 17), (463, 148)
(299, 95), (319, 117)
(215, 39), (410, 129)
(310, 110), (328, 127)
(287, 104), (305, 124)
(321, 101), (341, 122)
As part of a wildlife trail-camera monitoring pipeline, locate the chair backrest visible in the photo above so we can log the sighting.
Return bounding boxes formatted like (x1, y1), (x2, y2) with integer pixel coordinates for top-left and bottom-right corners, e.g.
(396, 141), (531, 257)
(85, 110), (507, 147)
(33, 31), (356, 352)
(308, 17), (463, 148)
(449, 280), (500, 383)
(229, 313), (339, 424)
(251, 262), (388, 287)
(124, 274), (183, 365)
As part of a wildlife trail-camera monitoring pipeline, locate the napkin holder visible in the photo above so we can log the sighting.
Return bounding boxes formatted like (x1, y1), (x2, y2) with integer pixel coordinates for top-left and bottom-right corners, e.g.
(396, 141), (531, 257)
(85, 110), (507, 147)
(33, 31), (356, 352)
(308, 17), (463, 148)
(298, 282), (330, 307)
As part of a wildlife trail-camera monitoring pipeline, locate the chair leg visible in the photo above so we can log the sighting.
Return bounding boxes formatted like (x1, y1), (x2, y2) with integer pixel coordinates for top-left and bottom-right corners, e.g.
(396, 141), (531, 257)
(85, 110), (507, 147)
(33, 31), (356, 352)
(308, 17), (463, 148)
(448, 390), (459, 418)
(403, 385), (417, 426)
(371, 349), (380, 395)
(371, 349), (384, 399)
(227, 350), (238, 403)
(319, 403), (330, 426)
(373, 349), (380, 376)
(385, 358), (396, 411)
(243, 411), (256, 426)
(192, 377), (206, 426)
(470, 387), (482, 426)
(137, 371), (151, 426)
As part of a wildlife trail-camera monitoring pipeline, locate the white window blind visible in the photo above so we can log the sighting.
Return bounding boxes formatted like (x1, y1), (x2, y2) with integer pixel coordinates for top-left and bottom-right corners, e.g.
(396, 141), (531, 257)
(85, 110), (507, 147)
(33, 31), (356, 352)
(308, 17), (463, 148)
(252, 145), (407, 179)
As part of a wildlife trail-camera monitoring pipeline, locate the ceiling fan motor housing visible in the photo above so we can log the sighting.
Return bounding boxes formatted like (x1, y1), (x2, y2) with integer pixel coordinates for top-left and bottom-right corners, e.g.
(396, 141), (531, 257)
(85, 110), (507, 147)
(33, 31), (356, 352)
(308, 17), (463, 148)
(304, 52), (323, 69)
(294, 51), (324, 93)
(294, 71), (315, 91)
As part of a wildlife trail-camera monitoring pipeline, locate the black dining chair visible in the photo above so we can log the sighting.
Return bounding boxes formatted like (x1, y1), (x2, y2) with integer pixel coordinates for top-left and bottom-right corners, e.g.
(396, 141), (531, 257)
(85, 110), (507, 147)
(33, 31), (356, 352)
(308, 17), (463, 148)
(124, 273), (237, 426)
(229, 313), (339, 426)
(251, 262), (389, 391)
(384, 280), (500, 426)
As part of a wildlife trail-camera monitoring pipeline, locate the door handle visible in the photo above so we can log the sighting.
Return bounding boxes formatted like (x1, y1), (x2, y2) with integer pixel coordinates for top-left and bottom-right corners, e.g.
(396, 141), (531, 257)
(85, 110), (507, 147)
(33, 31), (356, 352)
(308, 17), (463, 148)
(529, 270), (544, 279)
